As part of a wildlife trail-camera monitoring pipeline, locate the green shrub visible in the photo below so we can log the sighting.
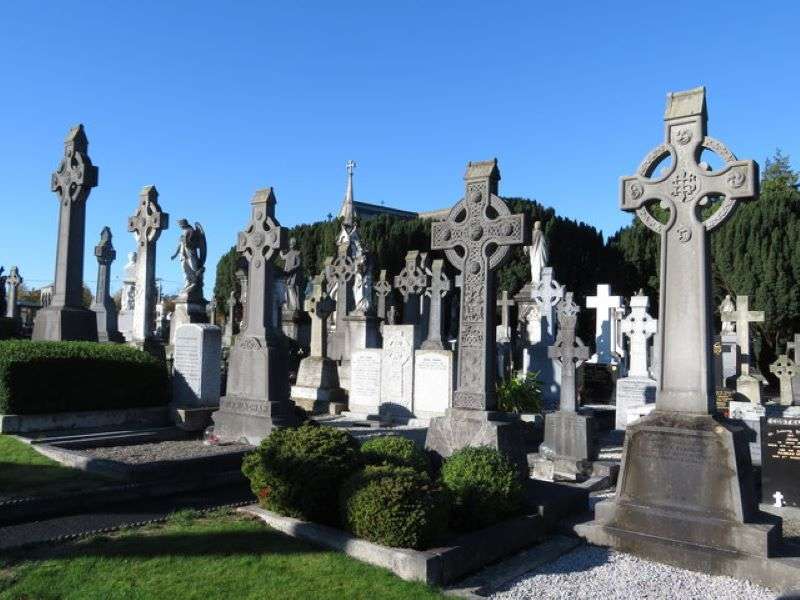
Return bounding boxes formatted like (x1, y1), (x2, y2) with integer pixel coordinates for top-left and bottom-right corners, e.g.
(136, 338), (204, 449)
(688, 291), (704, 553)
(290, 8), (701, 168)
(497, 372), (542, 414)
(242, 423), (360, 524)
(360, 435), (430, 474)
(0, 341), (169, 415)
(340, 465), (448, 549)
(440, 446), (523, 531)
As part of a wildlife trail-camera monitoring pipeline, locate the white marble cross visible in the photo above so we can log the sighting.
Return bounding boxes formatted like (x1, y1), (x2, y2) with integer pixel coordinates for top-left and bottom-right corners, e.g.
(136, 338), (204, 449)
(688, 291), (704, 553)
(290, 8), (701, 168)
(773, 491), (784, 508)
(620, 294), (657, 378)
(586, 284), (622, 364)
(721, 295), (764, 376)
(770, 354), (797, 407)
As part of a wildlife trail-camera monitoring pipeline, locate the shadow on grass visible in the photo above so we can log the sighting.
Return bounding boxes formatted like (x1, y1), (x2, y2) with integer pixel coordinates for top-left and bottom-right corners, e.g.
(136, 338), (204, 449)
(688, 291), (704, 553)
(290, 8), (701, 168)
(0, 461), (107, 498)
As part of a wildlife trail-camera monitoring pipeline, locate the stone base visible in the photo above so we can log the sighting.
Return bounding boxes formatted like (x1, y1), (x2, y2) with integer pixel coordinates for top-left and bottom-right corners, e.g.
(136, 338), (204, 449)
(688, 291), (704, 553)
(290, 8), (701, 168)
(32, 305), (98, 341)
(580, 410), (780, 571)
(172, 406), (217, 431)
(292, 356), (344, 410)
(212, 395), (297, 445)
(615, 376), (656, 430)
(291, 386), (346, 414)
(425, 408), (527, 473)
(169, 300), (209, 346)
(530, 453), (592, 482)
(539, 411), (597, 462)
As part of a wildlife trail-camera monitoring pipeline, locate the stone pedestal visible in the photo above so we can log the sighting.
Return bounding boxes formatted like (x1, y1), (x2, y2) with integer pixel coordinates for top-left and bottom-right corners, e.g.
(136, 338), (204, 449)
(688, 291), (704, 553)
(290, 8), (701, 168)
(346, 348), (382, 419)
(413, 349), (453, 420)
(291, 356), (345, 413)
(172, 324), (221, 431)
(33, 307), (98, 342)
(169, 300), (208, 346)
(615, 376), (657, 430)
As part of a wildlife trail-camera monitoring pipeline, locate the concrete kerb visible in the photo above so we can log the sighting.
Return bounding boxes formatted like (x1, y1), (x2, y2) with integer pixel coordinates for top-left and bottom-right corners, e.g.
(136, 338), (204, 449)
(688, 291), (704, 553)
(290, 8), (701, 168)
(0, 406), (171, 434)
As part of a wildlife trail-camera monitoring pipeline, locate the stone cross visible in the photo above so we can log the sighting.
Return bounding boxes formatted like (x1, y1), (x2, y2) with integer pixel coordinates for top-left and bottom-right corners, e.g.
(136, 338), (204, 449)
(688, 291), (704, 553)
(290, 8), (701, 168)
(620, 87), (758, 413)
(236, 188), (287, 342)
(394, 251), (428, 326)
(721, 295), (764, 377)
(496, 291), (514, 342)
(49, 124), (99, 310)
(788, 333), (800, 403)
(770, 354), (797, 406)
(223, 289), (236, 345)
(421, 259), (451, 350)
(91, 227), (120, 342)
(325, 243), (357, 334)
(620, 294), (658, 378)
(5, 266), (22, 319)
(531, 267), (564, 337)
(773, 491), (784, 508)
(431, 159), (529, 409)
(305, 273), (335, 358)
(586, 284), (622, 364)
(374, 269), (392, 321)
(548, 292), (590, 412)
(128, 186), (169, 343)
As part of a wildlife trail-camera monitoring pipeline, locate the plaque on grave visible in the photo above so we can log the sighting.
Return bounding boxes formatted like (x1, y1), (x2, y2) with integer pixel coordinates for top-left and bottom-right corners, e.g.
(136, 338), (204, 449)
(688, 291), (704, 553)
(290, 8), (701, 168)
(761, 417), (800, 508)
(715, 389), (734, 416)
(578, 363), (616, 404)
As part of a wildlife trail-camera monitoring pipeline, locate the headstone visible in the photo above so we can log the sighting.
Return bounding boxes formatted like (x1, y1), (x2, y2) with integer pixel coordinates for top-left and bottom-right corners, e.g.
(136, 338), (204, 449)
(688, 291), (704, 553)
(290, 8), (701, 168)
(421, 259), (451, 350)
(394, 251), (428, 346)
(127, 186), (169, 348)
(770, 354), (797, 407)
(324, 243), (356, 362)
(615, 293), (657, 429)
(425, 159), (530, 469)
(172, 324), (221, 407)
(347, 349), (382, 418)
(118, 252), (137, 341)
(584, 87), (777, 567)
(279, 237), (307, 341)
(212, 188), (297, 444)
(4, 266), (22, 320)
(495, 290), (514, 381)
(787, 333), (800, 404)
(761, 417), (800, 509)
(380, 324), (415, 421)
(586, 284), (622, 365)
(90, 227), (122, 342)
(170, 220), (209, 346)
(33, 125), (99, 341)
(722, 295), (765, 404)
(374, 269), (392, 322)
(414, 349), (454, 419)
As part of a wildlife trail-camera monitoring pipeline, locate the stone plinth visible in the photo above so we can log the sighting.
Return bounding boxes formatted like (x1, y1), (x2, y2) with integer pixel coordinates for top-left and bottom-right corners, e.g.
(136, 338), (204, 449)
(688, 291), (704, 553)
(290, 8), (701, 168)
(32, 306), (97, 342)
(169, 300), (209, 347)
(413, 349), (453, 420)
(380, 325), (415, 421)
(172, 324), (221, 408)
(347, 348), (382, 418)
(291, 356), (344, 413)
(615, 376), (656, 430)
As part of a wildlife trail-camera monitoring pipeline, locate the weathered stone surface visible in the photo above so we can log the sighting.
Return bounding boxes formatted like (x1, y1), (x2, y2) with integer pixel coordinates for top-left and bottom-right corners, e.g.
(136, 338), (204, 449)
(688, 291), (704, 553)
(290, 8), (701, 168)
(172, 323), (221, 409)
(413, 349), (453, 419)
(421, 259), (451, 350)
(787, 333), (800, 404)
(374, 269), (392, 322)
(769, 354), (796, 406)
(90, 229), (122, 342)
(615, 293), (657, 429)
(118, 252), (137, 341)
(380, 324), (415, 420)
(722, 295), (765, 404)
(721, 333), (739, 387)
(348, 348), (382, 416)
(615, 376), (656, 430)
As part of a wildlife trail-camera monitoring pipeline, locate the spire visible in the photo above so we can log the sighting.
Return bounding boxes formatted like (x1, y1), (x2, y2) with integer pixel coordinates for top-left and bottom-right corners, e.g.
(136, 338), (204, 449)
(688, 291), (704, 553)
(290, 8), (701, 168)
(339, 160), (356, 228)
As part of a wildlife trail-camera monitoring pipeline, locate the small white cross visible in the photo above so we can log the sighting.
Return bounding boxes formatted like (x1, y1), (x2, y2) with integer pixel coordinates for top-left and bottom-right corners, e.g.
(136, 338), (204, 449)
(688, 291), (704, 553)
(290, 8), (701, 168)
(773, 491), (784, 508)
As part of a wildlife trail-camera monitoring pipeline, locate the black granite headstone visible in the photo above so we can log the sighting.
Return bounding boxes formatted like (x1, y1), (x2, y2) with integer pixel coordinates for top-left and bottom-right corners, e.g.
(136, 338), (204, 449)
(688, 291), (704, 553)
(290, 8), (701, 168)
(578, 363), (616, 405)
(761, 416), (800, 508)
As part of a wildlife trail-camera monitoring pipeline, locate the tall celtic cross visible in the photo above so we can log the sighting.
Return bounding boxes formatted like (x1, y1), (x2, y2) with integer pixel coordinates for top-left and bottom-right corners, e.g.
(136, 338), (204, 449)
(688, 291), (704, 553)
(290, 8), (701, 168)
(326, 242), (357, 330)
(305, 273), (335, 358)
(236, 188), (287, 343)
(394, 250), (428, 327)
(431, 159), (529, 410)
(421, 259), (451, 350)
(5, 266), (22, 319)
(721, 295), (764, 376)
(531, 267), (564, 337)
(621, 294), (658, 378)
(93, 226), (116, 307)
(620, 87), (758, 413)
(50, 124), (99, 309)
(548, 292), (589, 412)
(128, 186), (168, 342)
(374, 269), (392, 321)
(769, 354), (797, 406)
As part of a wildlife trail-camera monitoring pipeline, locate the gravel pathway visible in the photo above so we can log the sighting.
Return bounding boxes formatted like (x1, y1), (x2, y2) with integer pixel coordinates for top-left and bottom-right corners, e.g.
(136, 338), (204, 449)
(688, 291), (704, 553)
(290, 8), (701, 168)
(79, 440), (251, 464)
(489, 545), (777, 600)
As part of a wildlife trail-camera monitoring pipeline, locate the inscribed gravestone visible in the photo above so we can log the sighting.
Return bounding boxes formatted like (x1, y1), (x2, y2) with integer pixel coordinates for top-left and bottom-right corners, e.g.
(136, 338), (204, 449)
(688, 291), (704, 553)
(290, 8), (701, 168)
(348, 348), (382, 417)
(413, 350), (453, 419)
(761, 417), (800, 509)
(615, 293), (657, 429)
(380, 324), (415, 420)
(172, 323), (221, 408)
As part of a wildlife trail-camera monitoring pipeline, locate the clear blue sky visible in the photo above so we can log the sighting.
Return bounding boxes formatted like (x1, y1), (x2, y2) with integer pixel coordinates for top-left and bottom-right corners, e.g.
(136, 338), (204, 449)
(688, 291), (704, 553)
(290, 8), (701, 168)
(1, 1), (797, 297)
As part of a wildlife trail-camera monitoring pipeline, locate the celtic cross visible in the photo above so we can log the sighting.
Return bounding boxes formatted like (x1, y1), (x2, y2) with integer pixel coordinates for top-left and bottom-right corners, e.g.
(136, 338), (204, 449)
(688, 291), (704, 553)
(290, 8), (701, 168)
(5, 266), (22, 319)
(394, 251), (429, 327)
(431, 159), (529, 410)
(93, 227), (116, 307)
(620, 87), (758, 413)
(374, 269), (392, 321)
(325, 243), (357, 330)
(548, 292), (590, 412)
(305, 273), (335, 357)
(620, 294), (658, 378)
(421, 259), (451, 350)
(770, 354), (797, 406)
(236, 188), (287, 342)
(721, 295), (764, 377)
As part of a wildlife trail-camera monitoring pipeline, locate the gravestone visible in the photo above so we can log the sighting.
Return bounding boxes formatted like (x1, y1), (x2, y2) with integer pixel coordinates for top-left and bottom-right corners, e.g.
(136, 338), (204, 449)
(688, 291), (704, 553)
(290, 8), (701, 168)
(770, 354), (796, 407)
(380, 324), (415, 421)
(222, 289), (236, 346)
(787, 333), (800, 404)
(128, 186), (169, 350)
(170, 220), (209, 346)
(586, 285), (622, 365)
(425, 159), (529, 469)
(4, 266), (22, 320)
(33, 125), (99, 341)
(324, 242), (356, 364)
(761, 417), (800, 509)
(118, 252), (137, 341)
(91, 227), (122, 342)
(374, 269), (392, 322)
(421, 259), (451, 350)
(584, 87), (778, 570)
(394, 251), (429, 346)
(414, 349), (453, 420)
(347, 349), (382, 418)
(722, 295), (765, 404)
(615, 293), (657, 429)
(212, 188), (297, 444)
(172, 323), (221, 430)
(719, 295), (739, 387)
(495, 291), (514, 380)
(535, 292), (594, 481)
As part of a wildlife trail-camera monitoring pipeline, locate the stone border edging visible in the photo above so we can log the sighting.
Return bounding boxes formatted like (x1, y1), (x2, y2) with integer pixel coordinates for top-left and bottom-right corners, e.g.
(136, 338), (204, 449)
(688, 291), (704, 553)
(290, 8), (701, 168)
(0, 406), (171, 434)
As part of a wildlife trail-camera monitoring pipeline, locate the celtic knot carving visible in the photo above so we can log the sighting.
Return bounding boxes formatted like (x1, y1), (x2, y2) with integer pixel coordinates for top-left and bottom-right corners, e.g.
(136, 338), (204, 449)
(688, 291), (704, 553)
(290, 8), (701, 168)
(239, 336), (263, 351)
(670, 170), (699, 202)
(727, 169), (746, 189)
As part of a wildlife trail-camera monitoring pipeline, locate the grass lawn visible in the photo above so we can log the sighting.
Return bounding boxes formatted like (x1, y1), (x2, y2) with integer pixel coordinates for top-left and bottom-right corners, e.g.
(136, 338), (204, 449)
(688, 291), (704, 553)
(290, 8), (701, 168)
(0, 508), (446, 600)
(0, 435), (110, 499)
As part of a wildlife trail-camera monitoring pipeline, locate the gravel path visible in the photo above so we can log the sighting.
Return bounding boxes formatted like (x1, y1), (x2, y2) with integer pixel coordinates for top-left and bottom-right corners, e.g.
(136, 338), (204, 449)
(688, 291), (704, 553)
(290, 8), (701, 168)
(489, 545), (777, 600)
(79, 440), (251, 464)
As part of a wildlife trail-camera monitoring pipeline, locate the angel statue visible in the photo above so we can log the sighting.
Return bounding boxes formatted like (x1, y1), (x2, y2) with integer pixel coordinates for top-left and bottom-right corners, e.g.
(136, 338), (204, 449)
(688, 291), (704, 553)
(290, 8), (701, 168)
(523, 220), (548, 284)
(171, 219), (207, 302)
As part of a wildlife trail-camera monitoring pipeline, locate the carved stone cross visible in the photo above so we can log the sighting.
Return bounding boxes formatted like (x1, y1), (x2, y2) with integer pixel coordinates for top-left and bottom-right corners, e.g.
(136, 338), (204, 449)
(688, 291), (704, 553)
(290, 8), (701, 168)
(236, 188), (287, 342)
(421, 259), (451, 350)
(548, 292), (590, 412)
(496, 290), (514, 342)
(431, 159), (529, 410)
(374, 269), (392, 321)
(127, 186), (169, 343)
(394, 250), (428, 327)
(586, 284), (622, 364)
(620, 87), (758, 413)
(305, 273), (335, 358)
(770, 354), (797, 406)
(721, 295), (764, 377)
(620, 294), (658, 378)
(5, 266), (22, 319)
(325, 243), (357, 332)
(91, 227), (120, 342)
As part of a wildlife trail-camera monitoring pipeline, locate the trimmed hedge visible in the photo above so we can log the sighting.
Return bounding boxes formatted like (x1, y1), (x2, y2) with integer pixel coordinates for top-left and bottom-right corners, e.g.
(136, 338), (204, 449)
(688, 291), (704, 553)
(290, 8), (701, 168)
(340, 465), (448, 549)
(242, 423), (361, 525)
(440, 446), (523, 532)
(359, 435), (430, 474)
(0, 341), (169, 415)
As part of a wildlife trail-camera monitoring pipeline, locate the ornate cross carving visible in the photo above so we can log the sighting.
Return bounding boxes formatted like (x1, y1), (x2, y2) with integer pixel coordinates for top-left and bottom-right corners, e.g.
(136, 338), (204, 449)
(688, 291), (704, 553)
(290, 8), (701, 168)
(51, 124), (98, 206)
(128, 186), (168, 248)
(5, 266), (22, 319)
(93, 227), (115, 307)
(431, 159), (529, 409)
(620, 294), (658, 378)
(770, 354), (797, 406)
(619, 87), (758, 413)
(421, 259), (451, 350)
(325, 243), (357, 330)
(721, 295), (764, 376)
(394, 251), (429, 326)
(374, 269), (392, 321)
(548, 292), (590, 412)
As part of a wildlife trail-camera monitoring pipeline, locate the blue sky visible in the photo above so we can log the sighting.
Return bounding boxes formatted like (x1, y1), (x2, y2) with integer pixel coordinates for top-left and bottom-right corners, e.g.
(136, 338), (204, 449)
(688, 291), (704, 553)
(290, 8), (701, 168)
(1, 1), (797, 297)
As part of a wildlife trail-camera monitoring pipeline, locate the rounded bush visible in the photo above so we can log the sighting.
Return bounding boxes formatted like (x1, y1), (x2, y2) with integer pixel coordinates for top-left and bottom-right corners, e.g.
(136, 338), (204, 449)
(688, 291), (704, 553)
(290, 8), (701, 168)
(359, 435), (430, 474)
(241, 423), (360, 524)
(440, 446), (523, 531)
(340, 465), (448, 549)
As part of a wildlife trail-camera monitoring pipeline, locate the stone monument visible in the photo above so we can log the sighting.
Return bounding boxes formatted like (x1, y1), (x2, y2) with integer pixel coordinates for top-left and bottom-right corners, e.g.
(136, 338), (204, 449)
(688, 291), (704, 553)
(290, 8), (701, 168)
(33, 125), (99, 341)
(169, 219), (209, 346)
(582, 87), (778, 573)
(495, 290), (514, 380)
(719, 294), (739, 386)
(212, 188), (297, 444)
(118, 252), (137, 341)
(90, 227), (122, 342)
(586, 284), (622, 364)
(279, 237), (306, 341)
(374, 269), (392, 322)
(172, 323), (222, 430)
(788, 333), (800, 404)
(4, 266), (22, 320)
(524, 220), (547, 284)
(722, 295), (765, 404)
(425, 159), (530, 470)
(394, 250), (429, 346)
(770, 354), (796, 407)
